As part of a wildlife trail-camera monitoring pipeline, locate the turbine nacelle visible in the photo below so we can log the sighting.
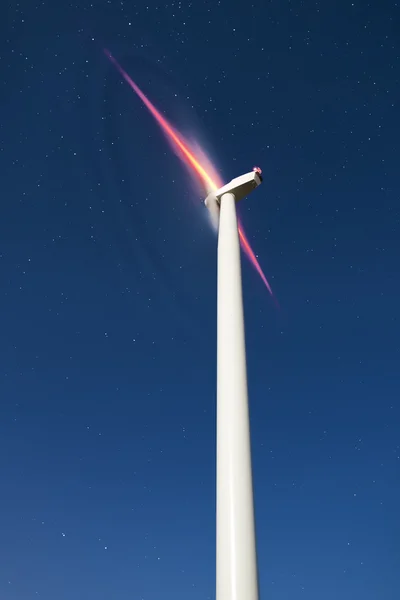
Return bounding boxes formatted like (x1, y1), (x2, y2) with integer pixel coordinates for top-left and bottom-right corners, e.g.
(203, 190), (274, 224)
(204, 169), (262, 215)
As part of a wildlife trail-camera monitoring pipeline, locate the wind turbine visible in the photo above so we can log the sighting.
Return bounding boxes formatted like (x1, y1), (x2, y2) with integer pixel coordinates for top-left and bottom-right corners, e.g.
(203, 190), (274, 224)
(104, 48), (267, 600)
(205, 168), (262, 600)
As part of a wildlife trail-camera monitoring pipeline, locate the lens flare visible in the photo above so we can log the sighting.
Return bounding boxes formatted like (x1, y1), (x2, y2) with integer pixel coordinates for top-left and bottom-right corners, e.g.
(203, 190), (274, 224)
(105, 49), (274, 298)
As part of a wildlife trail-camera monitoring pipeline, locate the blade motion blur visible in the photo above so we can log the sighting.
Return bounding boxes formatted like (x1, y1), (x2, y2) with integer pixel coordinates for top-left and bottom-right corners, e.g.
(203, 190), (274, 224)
(105, 49), (274, 298)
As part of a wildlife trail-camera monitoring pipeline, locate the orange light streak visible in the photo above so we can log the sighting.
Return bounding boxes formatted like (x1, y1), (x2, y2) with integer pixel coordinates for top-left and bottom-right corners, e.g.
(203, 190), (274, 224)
(105, 49), (274, 298)
(238, 227), (274, 296)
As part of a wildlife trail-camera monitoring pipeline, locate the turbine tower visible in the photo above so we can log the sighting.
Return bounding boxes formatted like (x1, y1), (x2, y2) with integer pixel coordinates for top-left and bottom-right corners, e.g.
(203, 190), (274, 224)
(205, 168), (262, 600)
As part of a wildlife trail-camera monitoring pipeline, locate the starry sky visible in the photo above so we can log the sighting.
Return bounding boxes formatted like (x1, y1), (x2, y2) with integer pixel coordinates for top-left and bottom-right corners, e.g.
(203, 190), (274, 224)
(1, 1), (399, 598)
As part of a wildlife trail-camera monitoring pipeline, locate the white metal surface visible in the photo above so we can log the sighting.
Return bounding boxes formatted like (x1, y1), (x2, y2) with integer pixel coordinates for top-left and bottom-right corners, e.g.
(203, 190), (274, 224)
(216, 191), (259, 600)
(213, 170), (262, 204)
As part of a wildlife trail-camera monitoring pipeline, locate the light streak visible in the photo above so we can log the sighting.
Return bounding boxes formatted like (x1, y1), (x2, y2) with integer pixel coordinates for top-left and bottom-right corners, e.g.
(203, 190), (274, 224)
(105, 49), (274, 298)
(238, 226), (274, 296)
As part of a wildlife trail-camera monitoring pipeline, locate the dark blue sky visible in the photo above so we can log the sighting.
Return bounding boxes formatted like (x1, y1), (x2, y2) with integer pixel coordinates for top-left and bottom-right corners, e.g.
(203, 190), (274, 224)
(1, 1), (399, 598)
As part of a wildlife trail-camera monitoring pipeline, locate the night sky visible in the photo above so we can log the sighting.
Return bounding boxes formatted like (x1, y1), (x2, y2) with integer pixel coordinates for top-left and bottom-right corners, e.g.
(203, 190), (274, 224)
(1, 1), (399, 598)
